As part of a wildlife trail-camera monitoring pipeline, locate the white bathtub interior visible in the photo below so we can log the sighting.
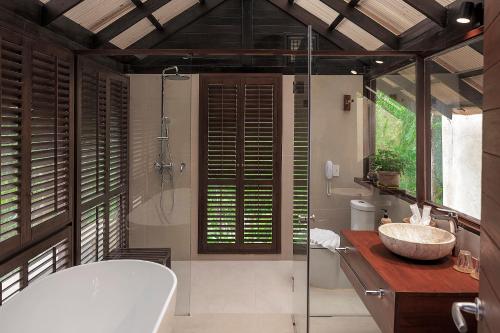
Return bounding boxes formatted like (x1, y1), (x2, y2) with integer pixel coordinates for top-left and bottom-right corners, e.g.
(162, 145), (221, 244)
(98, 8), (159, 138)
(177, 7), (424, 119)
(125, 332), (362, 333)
(0, 260), (177, 333)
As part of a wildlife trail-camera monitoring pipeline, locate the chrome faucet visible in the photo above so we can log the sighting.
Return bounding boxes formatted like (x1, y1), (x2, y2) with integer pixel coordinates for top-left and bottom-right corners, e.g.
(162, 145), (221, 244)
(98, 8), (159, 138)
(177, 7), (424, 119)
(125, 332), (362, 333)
(431, 208), (462, 256)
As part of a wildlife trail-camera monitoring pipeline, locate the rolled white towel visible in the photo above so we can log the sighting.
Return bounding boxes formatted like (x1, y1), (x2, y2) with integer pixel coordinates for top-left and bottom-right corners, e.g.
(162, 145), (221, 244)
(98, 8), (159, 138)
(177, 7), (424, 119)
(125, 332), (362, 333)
(310, 228), (341, 252)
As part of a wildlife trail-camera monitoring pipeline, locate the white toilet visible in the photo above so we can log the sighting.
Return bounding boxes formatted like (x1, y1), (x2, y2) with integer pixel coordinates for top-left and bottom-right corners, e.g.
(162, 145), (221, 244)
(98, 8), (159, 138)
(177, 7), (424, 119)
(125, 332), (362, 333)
(350, 199), (376, 230)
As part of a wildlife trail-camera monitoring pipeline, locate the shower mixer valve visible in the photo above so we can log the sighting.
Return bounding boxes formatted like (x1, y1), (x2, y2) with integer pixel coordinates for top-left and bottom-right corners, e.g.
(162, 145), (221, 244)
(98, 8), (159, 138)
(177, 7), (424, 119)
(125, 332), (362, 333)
(154, 161), (174, 173)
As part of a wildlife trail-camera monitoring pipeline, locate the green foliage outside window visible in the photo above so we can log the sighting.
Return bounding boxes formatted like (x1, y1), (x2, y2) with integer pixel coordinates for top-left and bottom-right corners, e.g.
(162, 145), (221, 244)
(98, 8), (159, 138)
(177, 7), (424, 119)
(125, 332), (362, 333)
(375, 91), (416, 195)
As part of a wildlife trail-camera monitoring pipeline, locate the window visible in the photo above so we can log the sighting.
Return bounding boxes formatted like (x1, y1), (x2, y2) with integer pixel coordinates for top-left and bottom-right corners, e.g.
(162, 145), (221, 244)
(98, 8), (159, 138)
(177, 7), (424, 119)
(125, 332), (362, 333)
(427, 41), (483, 220)
(0, 227), (71, 306)
(0, 29), (74, 261)
(375, 65), (417, 195)
(76, 59), (129, 264)
(199, 74), (282, 253)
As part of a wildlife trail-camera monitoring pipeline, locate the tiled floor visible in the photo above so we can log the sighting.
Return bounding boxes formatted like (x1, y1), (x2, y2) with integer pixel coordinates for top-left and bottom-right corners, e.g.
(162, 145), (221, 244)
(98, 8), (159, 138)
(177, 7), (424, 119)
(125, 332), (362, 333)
(174, 314), (294, 333)
(173, 261), (380, 333)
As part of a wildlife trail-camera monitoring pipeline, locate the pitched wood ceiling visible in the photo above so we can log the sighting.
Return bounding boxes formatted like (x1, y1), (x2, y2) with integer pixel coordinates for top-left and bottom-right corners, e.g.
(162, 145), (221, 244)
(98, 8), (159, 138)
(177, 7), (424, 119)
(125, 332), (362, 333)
(36, 0), (463, 51)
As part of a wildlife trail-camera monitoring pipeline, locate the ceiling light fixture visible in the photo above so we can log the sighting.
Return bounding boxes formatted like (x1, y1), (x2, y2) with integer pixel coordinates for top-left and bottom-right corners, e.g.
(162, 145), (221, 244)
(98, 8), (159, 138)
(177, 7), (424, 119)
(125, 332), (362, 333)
(457, 2), (474, 24)
(375, 60), (384, 64)
(350, 70), (358, 75)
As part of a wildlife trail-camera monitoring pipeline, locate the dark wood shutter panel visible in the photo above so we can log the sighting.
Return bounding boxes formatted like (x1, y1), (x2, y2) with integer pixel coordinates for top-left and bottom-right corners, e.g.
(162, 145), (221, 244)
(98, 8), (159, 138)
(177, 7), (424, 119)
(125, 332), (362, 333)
(76, 60), (129, 264)
(0, 227), (72, 306)
(79, 203), (105, 264)
(0, 30), (74, 304)
(0, 36), (24, 246)
(30, 49), (71, 229)
(206, 82), (239, 245)
(107, 78), (128, 251)
(293, 79), (309, 247)
(243, 82), (276, 245)
(80, 70), (105, 205)
(200, 75), (281, 253)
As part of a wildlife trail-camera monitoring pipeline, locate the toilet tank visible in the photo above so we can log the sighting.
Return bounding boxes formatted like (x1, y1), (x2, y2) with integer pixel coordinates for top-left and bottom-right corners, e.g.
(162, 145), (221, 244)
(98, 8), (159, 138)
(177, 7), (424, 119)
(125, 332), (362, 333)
(350, 200), (376, 230)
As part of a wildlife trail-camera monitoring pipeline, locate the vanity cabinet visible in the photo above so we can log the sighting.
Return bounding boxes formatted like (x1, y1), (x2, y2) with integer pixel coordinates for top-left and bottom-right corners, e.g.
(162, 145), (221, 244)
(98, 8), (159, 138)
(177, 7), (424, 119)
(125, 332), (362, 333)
(339, 230), (479, 333)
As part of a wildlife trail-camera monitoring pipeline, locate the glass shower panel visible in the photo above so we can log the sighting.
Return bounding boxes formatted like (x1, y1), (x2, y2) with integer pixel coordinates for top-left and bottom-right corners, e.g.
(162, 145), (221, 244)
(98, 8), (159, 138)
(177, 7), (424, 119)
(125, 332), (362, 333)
(307, 54), (416, 332)
(128, 56), (193, 315)
(291, 25), (312, 333)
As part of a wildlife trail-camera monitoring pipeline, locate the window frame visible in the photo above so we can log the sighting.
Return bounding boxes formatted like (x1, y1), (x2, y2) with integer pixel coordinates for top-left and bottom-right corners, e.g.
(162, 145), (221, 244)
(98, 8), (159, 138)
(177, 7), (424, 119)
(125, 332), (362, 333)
(198, 73), (283, 254)
(368, 37), (483, 235)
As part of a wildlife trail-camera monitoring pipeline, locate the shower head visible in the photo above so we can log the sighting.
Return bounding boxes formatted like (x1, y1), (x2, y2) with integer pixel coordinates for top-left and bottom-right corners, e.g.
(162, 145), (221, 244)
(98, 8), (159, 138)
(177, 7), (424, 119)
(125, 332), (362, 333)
(162, 66), (190, 80)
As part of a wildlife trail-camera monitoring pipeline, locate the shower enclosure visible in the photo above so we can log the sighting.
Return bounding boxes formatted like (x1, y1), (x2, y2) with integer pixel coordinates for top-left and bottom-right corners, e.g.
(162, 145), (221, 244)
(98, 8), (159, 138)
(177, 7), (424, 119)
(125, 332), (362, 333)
(128, 60), (193, 315)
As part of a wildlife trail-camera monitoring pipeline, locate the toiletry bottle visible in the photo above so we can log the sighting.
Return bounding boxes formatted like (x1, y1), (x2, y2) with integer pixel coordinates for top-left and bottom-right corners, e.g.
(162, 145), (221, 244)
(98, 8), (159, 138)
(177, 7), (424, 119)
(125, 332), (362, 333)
(381, 209), (392, 225)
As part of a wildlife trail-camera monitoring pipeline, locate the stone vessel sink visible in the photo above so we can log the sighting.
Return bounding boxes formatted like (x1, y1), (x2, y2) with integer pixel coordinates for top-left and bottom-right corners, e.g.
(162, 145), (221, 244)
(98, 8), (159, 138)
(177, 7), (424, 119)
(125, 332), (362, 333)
(378, 223), (456, 260)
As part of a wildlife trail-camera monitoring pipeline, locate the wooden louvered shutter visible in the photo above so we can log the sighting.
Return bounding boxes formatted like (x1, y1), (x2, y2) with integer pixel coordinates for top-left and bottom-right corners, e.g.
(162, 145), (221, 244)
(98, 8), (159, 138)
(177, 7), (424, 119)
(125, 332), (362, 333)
(202, 79), (239, 248)
(292, 79), (309, 249)
(0, 31), (74, 263)
(30, 44), (72, 236)
(199, 75), (281, 253)
(0, 227), (71, 305)
(77, 62), (107, 264)
(242, 77), (281, 251)
(76, 61), (128, 264)
(107, 77), (128, 252)
(0, 34), (24, 254)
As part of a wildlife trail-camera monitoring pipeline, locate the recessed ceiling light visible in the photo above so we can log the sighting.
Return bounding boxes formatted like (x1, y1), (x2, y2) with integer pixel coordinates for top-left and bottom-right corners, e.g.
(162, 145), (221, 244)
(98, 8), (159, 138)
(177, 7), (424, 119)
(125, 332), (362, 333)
(375, 60), (384, 64)
(350, 70), (358, 75)
(457, 2), (473, 24)
(457, 17), (471, 24)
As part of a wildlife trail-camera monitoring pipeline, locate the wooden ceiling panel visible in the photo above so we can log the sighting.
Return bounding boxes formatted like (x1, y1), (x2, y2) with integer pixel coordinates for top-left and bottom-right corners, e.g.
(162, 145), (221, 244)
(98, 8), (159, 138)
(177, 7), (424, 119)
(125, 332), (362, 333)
(111, 17), (156, 48)
(356, 0), (427, 35)
(65, 0), (145, 33)
(435, 45), (484, 73)
(295, 0), (339, 25)
(153, 0), (199, 25)
(336, 18), (384, 50)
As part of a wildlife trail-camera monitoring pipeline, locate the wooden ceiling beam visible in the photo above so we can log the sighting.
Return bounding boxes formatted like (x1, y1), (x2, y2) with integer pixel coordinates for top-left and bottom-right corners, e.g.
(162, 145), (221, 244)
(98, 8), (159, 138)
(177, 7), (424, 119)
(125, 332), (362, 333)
(93, 0), (171, 47)
(457, 67), (483, 79)
(130, 0), (164, 31)
(266, 0), (364, 50)
(321, 0), (399, 49)
(128, 0), (228, 49)
(430, 62), (483, 106)
(41, 0), (84, 25)
(328, 0), (360, 31)
(401, 0), (447, 27)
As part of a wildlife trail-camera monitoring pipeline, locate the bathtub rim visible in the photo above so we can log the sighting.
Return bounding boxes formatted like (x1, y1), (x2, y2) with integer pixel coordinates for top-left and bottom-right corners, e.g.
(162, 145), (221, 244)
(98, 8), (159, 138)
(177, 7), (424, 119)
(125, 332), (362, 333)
(0, 259), (178, 333)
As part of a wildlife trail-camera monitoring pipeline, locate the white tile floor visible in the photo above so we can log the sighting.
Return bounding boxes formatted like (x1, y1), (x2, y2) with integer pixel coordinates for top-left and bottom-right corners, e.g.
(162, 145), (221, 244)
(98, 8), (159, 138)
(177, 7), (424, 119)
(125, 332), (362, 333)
(173, 261), (380, 333)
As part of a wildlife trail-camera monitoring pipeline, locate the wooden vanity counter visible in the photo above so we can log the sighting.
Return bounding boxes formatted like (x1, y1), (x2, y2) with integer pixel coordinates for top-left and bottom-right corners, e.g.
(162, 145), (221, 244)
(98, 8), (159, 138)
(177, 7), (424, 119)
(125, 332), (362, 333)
(340, 230), (479, 333)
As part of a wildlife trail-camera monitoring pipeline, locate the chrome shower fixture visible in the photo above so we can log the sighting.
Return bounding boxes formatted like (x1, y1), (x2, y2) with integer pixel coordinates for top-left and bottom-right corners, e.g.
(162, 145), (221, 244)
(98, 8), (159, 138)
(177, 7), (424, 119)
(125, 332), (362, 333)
(162, 66), (190, 81)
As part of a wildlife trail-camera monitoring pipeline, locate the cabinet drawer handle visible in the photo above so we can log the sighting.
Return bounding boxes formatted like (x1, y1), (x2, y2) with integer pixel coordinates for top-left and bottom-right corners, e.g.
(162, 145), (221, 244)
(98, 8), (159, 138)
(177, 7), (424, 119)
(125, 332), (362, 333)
(337, 248), (386, 299)
(335, 247), (355, 253)
(365, 289), (385, 298)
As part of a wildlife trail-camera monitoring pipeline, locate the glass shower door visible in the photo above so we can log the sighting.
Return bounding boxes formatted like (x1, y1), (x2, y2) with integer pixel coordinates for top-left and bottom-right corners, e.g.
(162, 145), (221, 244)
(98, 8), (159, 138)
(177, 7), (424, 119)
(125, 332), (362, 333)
(291, 25), (312, 333)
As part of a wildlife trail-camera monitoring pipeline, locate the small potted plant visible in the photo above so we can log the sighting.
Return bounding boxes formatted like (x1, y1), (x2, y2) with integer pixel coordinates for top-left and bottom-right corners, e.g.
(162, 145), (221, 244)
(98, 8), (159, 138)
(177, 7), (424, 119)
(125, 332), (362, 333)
(372, 149), (404, 188)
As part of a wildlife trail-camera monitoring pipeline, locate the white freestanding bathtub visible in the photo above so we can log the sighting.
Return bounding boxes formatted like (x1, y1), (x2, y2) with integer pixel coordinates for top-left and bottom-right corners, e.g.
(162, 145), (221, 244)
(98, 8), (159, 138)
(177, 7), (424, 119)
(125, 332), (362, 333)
(0, 260), (177, 333)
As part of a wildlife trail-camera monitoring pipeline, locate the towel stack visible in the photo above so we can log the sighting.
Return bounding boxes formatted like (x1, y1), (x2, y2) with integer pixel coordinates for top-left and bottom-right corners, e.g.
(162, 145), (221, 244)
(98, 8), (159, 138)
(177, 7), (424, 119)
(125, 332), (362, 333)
(310, 228), (341, 251)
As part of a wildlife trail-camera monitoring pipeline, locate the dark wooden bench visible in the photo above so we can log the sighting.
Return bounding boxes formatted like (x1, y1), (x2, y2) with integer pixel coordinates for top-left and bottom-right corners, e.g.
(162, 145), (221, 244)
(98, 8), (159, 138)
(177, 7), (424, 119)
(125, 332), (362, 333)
(104, 248), (171, 268)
